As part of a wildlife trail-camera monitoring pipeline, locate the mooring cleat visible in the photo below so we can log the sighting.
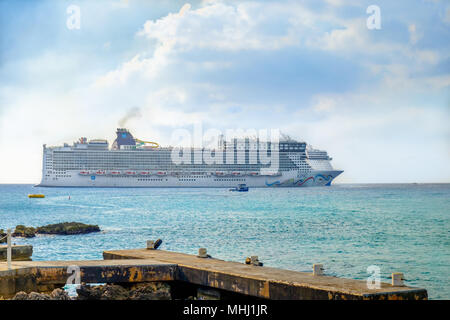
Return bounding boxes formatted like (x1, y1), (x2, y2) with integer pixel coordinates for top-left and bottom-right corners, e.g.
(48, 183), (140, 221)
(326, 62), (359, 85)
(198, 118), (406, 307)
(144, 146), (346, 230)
(197, 248), (211, 258)
(146, 239), (163, 250)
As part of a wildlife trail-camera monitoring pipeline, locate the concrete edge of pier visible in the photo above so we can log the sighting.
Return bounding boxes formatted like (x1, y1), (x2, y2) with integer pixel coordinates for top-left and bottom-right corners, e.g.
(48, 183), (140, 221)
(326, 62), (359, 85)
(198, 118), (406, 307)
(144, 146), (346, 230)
(0, 248), (428, 300)
(102, 249), (428, 300)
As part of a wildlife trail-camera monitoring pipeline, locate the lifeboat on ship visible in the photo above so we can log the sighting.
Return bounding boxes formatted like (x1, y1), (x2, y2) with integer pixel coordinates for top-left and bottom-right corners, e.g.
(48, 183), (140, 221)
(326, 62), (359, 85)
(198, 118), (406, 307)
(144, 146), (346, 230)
(265, 171), (281, 176)
(79, 171), (90, 175)
(140, 171), (151, 176)
(156, 171), (167, 176)
(125, 171), (136, 176)
(110, 171), (121, 175)
(214, 172), (225, 176)
(249, 172), (260, 176)
(231, 172), (241, 176)
(95, 170), (106, 175)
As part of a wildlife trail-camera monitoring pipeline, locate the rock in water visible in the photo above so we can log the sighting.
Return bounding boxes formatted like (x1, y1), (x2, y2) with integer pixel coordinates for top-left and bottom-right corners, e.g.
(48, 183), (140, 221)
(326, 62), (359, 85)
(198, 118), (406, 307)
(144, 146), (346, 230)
(13, 291), (51, 300)
(12, 291), (29, 300)
(76, 285), (104, 300)
(28, 292), (51, 300)
(129, 282), (171, 300)
(12, 225), (36, 238)
(36, 222), (100, 235)
(77, 284), (129, 300)
(12, 289), (70, 300)
(76, 283), (172, 300)
(100, 285), (129, 300)
(50, 288), (71, 300)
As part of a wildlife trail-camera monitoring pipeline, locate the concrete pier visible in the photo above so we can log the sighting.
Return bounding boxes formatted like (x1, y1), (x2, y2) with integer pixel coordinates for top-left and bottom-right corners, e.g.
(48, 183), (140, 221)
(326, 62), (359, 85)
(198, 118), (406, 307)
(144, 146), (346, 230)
(0, 248), (428, 300)
(103, 249), (428, 300)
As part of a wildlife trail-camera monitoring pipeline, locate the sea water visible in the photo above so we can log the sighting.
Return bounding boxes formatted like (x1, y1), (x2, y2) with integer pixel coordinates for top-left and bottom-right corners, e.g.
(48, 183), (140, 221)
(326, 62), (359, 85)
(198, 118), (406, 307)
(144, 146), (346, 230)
(0, 184), (449, 299)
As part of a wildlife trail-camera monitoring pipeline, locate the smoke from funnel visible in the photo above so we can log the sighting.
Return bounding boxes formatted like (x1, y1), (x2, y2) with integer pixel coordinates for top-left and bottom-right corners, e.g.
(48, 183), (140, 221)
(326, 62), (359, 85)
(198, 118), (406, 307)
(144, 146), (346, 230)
(118, 107), (142, 127)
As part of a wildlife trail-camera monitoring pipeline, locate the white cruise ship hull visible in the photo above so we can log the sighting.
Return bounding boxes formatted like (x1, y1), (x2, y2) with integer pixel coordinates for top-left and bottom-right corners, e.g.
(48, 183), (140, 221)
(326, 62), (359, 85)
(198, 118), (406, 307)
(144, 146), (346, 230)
(38, 128), (344, 188)
(38, 170), (343, 188)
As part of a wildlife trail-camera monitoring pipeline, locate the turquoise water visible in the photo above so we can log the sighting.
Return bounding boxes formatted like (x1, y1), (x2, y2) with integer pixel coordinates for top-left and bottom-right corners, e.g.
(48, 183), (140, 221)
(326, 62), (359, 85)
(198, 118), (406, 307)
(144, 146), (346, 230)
(1, 184), (449, 299)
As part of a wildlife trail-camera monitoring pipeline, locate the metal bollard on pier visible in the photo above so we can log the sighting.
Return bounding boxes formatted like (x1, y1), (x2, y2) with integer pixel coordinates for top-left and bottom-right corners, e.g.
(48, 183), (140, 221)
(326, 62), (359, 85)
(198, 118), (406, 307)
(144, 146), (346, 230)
(146, 239), (163, 250)
(313, 264), (324, 276)
(392, 272), (405, 286)
(197, 248), (208, 258)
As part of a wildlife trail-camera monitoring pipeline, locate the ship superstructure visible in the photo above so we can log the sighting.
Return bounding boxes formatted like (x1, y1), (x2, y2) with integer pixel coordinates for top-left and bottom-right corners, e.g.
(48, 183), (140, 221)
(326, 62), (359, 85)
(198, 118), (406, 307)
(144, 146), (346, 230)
(39, 129), (343, 187)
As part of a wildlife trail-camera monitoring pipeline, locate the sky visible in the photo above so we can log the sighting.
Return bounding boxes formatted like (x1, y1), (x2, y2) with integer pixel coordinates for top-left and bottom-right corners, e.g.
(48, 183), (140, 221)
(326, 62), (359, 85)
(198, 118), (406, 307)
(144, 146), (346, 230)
(0, 0), (449, 183)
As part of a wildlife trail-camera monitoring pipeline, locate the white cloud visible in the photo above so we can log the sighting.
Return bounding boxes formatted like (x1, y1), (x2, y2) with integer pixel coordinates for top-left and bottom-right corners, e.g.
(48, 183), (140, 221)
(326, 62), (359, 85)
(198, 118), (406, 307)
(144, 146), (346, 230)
(137, 2), (302, 52)
(290, 90), (450, 183)
(311, 96), (336, 113)
(423, 74), (450, 89)
(323, 0), (361, 7)
(408, 24), (422, 45)
(96, 1), (446, 95)
(112, 0), (130, 9)
(306, 18), (368, 52)
(178, 3), (191, 16)
(444, 7), (450, 24)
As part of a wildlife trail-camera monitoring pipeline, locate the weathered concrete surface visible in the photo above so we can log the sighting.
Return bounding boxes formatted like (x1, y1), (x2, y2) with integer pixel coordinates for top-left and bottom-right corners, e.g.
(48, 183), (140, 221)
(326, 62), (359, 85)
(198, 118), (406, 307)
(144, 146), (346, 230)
(103, 249), (428, 300)
(0, 259), (176, 298)
(0, 248), (428, 300)
(0, 245), (33, 261)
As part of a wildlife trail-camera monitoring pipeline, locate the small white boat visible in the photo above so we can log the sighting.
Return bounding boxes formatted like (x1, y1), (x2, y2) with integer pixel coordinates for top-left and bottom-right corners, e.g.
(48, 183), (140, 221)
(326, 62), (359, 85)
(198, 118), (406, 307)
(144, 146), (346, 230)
(79, 171), (90, 175)
(229, 184), (249, 192)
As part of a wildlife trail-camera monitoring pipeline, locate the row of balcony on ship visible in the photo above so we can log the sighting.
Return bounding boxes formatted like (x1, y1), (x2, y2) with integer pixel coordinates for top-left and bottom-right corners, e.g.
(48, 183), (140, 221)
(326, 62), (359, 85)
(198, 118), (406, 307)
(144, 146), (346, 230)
(78, 170), (281, 177)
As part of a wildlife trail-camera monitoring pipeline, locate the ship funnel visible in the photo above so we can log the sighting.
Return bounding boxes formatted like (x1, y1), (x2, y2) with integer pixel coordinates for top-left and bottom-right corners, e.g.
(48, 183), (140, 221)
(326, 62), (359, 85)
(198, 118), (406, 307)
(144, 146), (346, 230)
(112, 128), (136, 150)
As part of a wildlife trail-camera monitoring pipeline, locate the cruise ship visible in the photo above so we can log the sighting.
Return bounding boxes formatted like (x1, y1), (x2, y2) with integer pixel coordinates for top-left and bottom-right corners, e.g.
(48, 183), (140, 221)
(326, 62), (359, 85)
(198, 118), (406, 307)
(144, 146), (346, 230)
(38, 128), (343, 187)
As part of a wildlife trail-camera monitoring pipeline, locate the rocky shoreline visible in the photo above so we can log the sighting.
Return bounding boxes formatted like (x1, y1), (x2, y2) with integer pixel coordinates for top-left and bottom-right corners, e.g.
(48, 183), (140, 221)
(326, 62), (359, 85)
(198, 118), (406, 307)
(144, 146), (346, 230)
(10, 222), (100, 238)
(11, 282), (173, 300)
